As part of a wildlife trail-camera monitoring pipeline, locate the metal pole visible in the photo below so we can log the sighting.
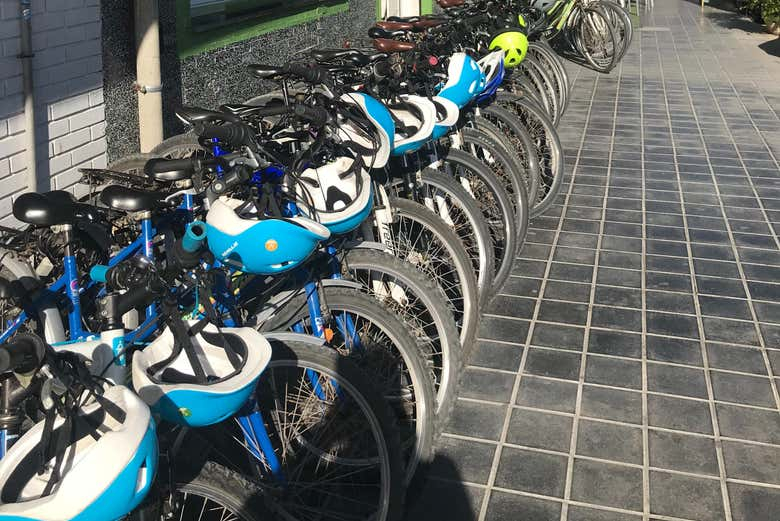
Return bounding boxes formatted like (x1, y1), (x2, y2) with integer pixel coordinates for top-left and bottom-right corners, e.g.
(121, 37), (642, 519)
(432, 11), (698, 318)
(19, 0), (37, 192)
(134, 0), (164, 152)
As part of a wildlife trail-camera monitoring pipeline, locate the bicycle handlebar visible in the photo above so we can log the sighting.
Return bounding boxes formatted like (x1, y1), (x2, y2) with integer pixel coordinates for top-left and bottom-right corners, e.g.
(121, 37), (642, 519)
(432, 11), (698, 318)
(0, 333), (46, 374)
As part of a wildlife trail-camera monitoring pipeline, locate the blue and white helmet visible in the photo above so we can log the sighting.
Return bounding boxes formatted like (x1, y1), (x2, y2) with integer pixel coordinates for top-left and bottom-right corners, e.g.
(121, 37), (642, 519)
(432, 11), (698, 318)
(390, 94), (438, 156)
(205, 197), (330, 275)
(132, 322), (272, 427)
(335, 92), (395, 169)
(0, 386), (157, 521)
(477, 50), (506, 102)
(430, 95), (461, 140)
(295, 156), (374, 235)
(436, 53), (486, 108)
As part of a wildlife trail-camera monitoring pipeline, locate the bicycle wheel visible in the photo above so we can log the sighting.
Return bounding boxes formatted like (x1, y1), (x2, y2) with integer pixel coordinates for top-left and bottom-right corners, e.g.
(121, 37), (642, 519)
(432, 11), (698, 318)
(372, 197), (479, 352)
(457, 127), (532, 239)
(438, 148), (519, 297)
(261, 287), (436, 485)
(150, 131), (210, 159)
(527, 41), (570, 118)
(391, 169), (495, 304)
(471, 112), (541, 207)
(514, 57), (555, 122)
(207, 339), (406, 521)
(598, 0), (633, 62)
(502, 73), (546, 111)
(340, 246), (462, 427)
(164, 461), (267, 521)
(574, 6), (619, 73)
(493, 95), (565, 217)
(518, 54), (560, 125)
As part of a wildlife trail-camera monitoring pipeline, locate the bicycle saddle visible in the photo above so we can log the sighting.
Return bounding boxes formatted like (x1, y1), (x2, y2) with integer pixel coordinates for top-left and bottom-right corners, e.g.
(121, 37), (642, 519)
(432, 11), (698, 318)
(376, 21), (414, 31)
(144, 158), (196, 182)
(176, 106), (240, 125)
(367, 27), (408, 39)
(13, 191), (102, 227)
(100, 185), (171, 213)
(311, 48), (361, 61)
(373, 38), (416, 53)
(438, 0), (464, 7)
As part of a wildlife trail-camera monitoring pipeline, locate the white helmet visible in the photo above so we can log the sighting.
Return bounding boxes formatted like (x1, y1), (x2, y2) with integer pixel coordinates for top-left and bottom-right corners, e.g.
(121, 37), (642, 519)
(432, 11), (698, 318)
(132, 322), (271, 427)
(390, 94), (438, 156)
(335, 92), (395, 170)
(295, 156), (373, 235)
(0, 386), (157, 521)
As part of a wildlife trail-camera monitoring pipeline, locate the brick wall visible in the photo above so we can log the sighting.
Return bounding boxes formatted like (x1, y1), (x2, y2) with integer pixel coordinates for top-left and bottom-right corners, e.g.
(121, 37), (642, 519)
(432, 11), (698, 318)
(0, 0), (106, 227)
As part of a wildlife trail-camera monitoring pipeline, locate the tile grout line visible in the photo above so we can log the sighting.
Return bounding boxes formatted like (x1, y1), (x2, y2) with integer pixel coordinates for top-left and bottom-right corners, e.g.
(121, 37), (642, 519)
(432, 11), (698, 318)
(638, 29), (651, 521)
(475, 64), (597, 521)
(656, 22), (734, 521)
(670, 12), (780, 412)
(560, 57), (624, 521)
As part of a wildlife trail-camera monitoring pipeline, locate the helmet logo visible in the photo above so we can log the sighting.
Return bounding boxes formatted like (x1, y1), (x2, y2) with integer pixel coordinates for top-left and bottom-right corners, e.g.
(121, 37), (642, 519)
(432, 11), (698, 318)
(221, 241), (239, 257)
(265, 239), (278, 252)
(179, 407), (192, 417)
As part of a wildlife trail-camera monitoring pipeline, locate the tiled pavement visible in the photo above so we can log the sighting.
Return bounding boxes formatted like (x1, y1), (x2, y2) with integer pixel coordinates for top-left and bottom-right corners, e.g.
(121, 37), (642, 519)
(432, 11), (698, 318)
(409, 1), (780, 520)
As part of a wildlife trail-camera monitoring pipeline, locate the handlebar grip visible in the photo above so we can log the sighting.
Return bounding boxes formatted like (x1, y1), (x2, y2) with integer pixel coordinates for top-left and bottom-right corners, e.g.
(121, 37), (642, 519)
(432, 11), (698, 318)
(145, 157), (200, 175)
(293, 105), (329, 126)
(197, 122), (256, 150)
(182, 221), (207, 254)
(284, 63), (334, 88)
(90, 265), (109, 283)
(0, 334), (46, 374)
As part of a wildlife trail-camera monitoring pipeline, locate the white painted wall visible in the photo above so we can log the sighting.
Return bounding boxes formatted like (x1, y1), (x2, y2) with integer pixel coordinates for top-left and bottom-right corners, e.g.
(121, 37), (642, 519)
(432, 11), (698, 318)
(0, 0), (106, 226)
(379, 0), (420, 20)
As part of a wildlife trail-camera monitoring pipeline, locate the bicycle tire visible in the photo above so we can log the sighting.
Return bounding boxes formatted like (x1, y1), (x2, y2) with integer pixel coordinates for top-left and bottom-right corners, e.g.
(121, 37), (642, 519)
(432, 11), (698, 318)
(518, 54), (560, 125)
(459, 128), (531, 247)
(211, 339), (406, 521)
(418, 167), (495, 302)
(574, 6), (619, 73)
(260, 287), (436, 486)
(528, 41), (569, 118)
(149, 131), (209, 158)
(391, 169), (495, 304)
(438, 148), (520, 296)
(493, 95), (565, 217)
(340, 246), (462, 429)
(472, 113), (542, 207)
(374, 197), (479, 354)
(598, 0), (633, 62)
(168, 461), (267, 521)
(514, 56), (555, 122)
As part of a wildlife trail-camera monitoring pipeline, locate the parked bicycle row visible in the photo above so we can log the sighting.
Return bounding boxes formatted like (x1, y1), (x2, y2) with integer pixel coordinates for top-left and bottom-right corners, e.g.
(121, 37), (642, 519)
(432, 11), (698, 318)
(0, 0), (632, 519)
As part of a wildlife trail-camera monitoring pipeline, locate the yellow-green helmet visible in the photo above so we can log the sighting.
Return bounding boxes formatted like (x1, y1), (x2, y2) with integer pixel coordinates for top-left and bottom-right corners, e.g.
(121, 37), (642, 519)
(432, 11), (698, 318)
(488, 28), (529, 68)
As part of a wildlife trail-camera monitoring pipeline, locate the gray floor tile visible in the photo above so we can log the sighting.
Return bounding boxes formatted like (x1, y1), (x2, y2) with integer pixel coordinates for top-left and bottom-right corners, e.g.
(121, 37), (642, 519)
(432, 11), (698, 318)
(576, 419), (643, 464)
(470, 341), (524, 372)
(570, 459), (643, 511)
(516, 376), (578, 413)
(648, 394), (714, 435)
(710, 371), (777, 408)
(431, 437), (496, 485)
(648, 429), (719, 475)
(484, 491), (561, 521)
(460, 369), (516, 403)
(494, 447), (568, 498)
(722, 440), (780, 486)
(506, 408), (573, 453)
(649, 471), (725, 521)
(445, 399), (507, 441)
(729, 483), (780, 521)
